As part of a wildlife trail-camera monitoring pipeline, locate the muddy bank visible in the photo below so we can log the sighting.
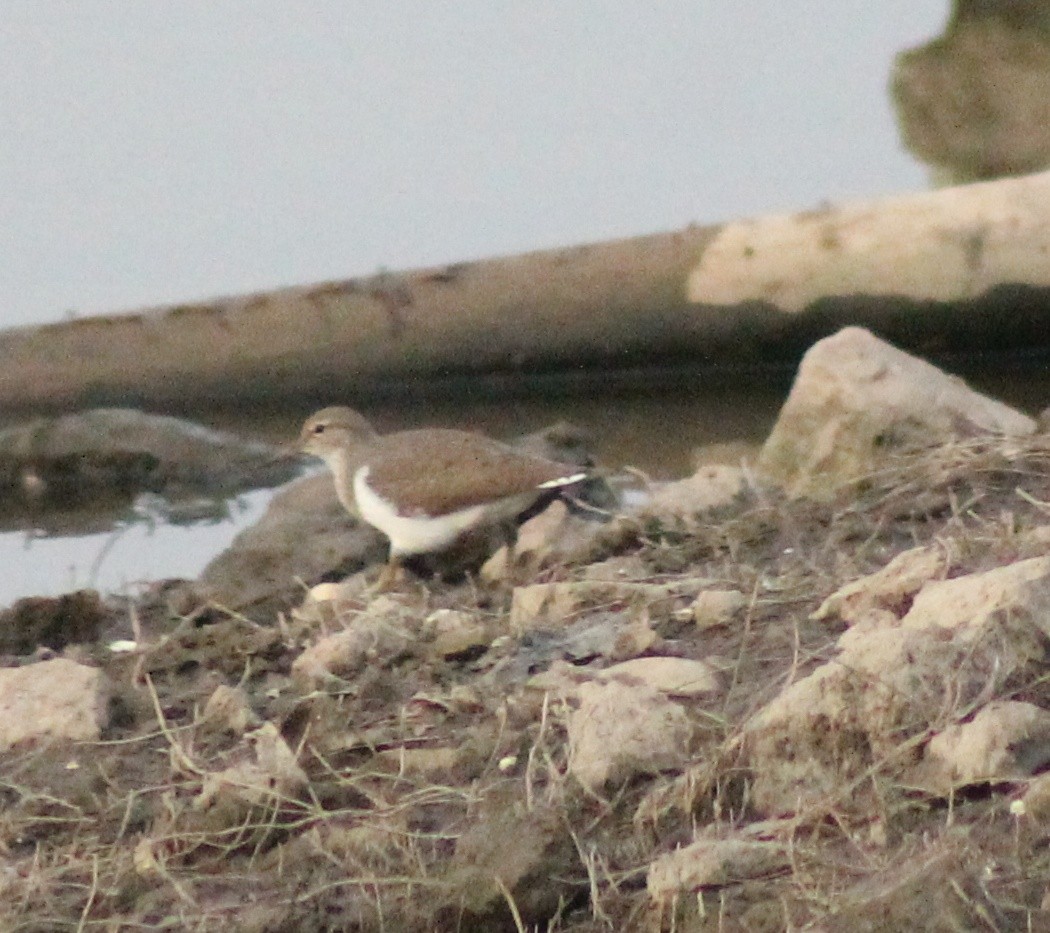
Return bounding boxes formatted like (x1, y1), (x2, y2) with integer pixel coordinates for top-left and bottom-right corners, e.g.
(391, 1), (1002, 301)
(2, 328), (1050, 929)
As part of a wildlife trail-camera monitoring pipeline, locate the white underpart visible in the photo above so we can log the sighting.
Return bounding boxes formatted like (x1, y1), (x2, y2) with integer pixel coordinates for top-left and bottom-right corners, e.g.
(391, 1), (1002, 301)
(353, 466), (522, 556)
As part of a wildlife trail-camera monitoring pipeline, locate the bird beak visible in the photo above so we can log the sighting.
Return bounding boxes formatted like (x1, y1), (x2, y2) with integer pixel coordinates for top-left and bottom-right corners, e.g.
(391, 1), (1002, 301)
(263, 439), (308, 468)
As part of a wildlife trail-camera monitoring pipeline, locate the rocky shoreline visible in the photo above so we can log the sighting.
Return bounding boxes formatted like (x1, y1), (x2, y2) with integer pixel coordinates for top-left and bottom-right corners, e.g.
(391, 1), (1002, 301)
(2, 326), (1050, 930)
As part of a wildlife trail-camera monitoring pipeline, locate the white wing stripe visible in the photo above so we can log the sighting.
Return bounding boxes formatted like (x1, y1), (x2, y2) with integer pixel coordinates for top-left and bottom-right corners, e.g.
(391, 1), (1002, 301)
(537, 472), (587, 489)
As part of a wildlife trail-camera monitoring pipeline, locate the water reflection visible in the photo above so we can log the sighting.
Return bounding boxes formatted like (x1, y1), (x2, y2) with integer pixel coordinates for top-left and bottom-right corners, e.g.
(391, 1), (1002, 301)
(7, 487), (275, 603)
(7, 349), (1046, 608)
(2, 377), (787, 605)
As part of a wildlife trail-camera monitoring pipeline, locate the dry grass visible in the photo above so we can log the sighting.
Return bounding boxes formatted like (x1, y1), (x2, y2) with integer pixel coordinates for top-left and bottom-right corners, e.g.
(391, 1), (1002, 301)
(4, 434), (1050, 930)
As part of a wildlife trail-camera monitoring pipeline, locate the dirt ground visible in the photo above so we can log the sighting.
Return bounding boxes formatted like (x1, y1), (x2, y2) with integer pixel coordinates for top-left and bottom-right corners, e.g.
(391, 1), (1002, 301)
(3, 434), (1050, 931)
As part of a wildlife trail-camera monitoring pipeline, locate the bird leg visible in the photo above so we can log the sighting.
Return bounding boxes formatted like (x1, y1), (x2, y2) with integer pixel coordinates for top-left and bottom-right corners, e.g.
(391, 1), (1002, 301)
(497, 521), (524, 585)
(370, 556), (406, 594)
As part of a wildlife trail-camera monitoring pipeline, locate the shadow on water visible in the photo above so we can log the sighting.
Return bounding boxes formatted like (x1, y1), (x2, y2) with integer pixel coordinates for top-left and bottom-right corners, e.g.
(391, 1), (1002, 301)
(209, 362), (800, 478)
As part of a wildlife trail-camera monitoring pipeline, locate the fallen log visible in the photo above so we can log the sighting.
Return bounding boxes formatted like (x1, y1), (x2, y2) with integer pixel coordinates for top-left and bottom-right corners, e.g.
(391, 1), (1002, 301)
(5, 170), (1050, 412)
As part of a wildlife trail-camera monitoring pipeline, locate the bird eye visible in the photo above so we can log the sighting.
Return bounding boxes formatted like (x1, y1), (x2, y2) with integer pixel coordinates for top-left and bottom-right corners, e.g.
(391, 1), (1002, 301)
(313, 424), (326, 435)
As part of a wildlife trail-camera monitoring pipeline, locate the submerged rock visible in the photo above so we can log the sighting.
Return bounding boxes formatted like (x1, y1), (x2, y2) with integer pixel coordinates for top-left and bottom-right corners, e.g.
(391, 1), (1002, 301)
(0, 408), (299, 503)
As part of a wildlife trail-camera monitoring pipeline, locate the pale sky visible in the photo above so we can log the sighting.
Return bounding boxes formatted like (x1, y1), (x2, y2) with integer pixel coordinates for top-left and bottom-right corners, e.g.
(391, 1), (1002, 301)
(2, 2), (947, 328)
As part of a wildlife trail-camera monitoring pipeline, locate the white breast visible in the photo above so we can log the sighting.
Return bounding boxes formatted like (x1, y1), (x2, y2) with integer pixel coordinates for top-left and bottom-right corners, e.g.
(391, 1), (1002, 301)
(353, 466), (491, 556)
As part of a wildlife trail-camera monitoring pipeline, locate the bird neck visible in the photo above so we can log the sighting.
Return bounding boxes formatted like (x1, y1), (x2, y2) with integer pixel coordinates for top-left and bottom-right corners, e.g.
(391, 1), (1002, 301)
(323, 446), (362, 516)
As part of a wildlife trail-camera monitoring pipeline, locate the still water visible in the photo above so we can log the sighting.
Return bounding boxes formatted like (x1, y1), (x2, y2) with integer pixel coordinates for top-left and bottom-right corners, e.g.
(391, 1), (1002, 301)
(3, 371), (790, 604)
(4, 353), (1049, 606)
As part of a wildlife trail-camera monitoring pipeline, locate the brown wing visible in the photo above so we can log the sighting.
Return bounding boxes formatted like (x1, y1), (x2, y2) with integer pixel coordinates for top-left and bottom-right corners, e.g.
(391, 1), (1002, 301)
(364, 429), (581, 517)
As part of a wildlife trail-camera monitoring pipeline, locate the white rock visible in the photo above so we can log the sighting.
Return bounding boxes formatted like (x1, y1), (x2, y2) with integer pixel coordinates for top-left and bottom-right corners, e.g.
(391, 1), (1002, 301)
(0, 659), (109, 750)
(509, 579), (692, 632)
(308, 582), (350, 603)
(292, 597), (418, 687)
(692, 589), (747, 629)
(758, 327), (1036, 498)
(811, 545), (948, 627)
(638, 464), (745, 520)
(909, 701), (1050, 794)
(526, 659), (595, 697)
(423, 609), (493, 658)
(294, 576), (372, 630)
(581, 554), (652, 582)
(568, 680), (691, 791)
(1018, 773), (1050, 823)
(745, 556), (1050, 814)
(482, 500), (601, 582)
(600, 657), (720, 697)
(647, 834), (789, 902)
